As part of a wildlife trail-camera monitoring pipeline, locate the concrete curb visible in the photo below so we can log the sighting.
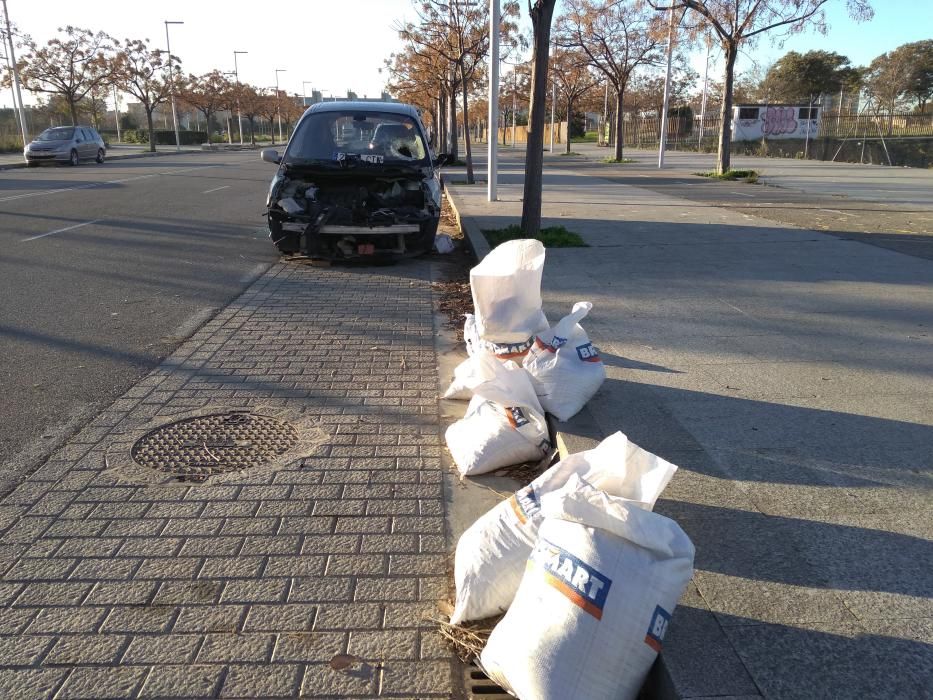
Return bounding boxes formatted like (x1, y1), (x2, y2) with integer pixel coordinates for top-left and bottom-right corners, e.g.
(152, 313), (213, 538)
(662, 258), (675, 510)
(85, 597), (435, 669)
(0, 147), (231, 171)
(444, 183), (492, 261)
(444, 183), (685, 700)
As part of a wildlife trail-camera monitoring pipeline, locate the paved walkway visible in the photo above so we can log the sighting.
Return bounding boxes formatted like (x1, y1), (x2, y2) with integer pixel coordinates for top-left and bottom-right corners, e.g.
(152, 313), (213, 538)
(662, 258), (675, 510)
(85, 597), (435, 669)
(447, 151), (933, 699)
(0, 260), (454, 698)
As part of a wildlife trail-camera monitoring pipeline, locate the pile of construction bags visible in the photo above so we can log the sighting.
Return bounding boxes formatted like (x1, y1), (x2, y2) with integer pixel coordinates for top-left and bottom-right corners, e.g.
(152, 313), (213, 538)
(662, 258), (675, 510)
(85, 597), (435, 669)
(444, 239), (606, 476)
(442, 240), (695, 700)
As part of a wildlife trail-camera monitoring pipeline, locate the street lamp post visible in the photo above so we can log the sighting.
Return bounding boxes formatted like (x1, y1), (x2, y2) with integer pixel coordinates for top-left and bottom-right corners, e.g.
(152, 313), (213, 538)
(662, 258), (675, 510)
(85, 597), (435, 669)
(657, 6), (675, 168)
(275, 68), (286, 142)
(233, 50), (247, 146)
(302, 81), (313, 105)
(549, 80), (556, 153)
(164, 20), (183, 151)
(2, 0), (28, 146)
(487, 0), (499, 202)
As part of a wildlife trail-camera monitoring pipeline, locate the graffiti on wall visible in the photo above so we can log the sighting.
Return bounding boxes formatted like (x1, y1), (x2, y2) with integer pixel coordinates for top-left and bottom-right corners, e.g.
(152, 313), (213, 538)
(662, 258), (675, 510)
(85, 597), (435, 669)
(762, 107), (798, 136)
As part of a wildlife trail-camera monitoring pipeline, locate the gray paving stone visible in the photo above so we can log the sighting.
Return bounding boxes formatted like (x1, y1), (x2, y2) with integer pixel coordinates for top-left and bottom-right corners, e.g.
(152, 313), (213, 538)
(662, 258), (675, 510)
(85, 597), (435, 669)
(101, 605), (178, 633)
(221, 663), (303, 698)
(379, 660), (454, 695)
(85, 581), (157, 606)
(0, 668), (68, 700)
(273, 631), (346, 661)
(44, 634), (128, 665)
(0, 635), (54, 666)
(197, 633), (275, 663)
(121, 634), (203, 664)
(139, 664), (223, 698)
(199, 555), (265, 579)
(314, 603), (384, 631)
(300, 662), (378, 696)
(348, 629), (420, 661)
(221, 579), (290, 604)
(173, 605), (245, 633)
(56, 666), (148, 699)
(243, 604), (316, 632)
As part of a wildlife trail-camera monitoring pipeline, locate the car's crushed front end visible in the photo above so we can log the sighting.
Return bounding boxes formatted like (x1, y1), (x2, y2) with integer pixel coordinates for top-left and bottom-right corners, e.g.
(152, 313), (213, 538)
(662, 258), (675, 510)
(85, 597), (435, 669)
(264, 104), (441, 261)
(266, 162), (441, 260)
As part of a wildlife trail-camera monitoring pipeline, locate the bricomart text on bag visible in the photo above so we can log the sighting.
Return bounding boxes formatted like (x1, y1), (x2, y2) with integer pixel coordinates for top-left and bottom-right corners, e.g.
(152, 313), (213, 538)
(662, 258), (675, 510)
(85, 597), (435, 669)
(528, 538), (612, 620)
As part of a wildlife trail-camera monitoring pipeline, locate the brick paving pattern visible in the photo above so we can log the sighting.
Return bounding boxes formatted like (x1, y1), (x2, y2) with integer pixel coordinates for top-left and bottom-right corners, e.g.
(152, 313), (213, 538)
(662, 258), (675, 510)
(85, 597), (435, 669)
(0, 260), (454, 698)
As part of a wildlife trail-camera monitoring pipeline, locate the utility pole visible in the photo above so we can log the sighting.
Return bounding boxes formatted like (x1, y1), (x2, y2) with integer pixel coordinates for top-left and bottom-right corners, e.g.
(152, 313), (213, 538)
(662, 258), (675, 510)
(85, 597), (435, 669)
(275, 68), (286, 142)
(511, 71), (516, 147)
(233, 50), (247, 145)
(487, 0), (499, 202)
(698, 39), (710, 149)
(657, 5), (675, 167)
(112, 85), (122, 142)
(549, 80), (555, 153)
(2, 0), (28, 147)
(164, 20), (183, 151)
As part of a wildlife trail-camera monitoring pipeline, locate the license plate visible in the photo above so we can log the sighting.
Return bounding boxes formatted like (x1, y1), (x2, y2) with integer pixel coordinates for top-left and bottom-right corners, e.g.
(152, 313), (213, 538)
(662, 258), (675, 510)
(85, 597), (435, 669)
(357, 243), (375, 255)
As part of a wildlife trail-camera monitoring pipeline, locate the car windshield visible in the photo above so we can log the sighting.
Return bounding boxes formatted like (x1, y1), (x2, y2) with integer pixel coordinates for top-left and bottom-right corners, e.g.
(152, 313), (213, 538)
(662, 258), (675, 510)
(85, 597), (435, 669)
(37, 127), (75, 142)
(285, 110), (428, 166)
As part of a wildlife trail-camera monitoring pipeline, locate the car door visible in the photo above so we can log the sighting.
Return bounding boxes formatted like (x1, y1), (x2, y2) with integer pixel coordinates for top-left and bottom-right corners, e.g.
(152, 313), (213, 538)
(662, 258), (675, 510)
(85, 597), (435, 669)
(79, 129), (95, 159)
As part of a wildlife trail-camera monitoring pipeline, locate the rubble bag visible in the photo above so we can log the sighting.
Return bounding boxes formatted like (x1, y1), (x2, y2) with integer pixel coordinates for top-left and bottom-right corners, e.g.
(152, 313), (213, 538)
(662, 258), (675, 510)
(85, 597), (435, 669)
(444, 354), (550, 477)
(480, 474), (695, 700)
(524, 301), (606, 421)
(444, 315), (543, 401)
(470, 239), (549, 344)
(449, 432), (678, 624)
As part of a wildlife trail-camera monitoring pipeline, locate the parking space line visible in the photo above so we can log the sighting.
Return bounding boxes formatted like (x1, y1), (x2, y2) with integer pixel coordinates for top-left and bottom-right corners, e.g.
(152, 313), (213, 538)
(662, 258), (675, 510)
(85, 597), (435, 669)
(203, 185), (231, 194)
(730, 191), (755, 197)
(22, 218), (103, 242)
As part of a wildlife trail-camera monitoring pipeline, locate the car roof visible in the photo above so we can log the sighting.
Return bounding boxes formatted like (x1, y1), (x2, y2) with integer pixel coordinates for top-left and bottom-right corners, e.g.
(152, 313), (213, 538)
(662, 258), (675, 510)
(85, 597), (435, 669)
(308, 101), (419, 119)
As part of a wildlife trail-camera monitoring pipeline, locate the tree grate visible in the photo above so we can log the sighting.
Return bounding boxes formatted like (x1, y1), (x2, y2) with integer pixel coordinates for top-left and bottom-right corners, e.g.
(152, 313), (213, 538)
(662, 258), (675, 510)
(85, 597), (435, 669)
(131, 410), (300, 482)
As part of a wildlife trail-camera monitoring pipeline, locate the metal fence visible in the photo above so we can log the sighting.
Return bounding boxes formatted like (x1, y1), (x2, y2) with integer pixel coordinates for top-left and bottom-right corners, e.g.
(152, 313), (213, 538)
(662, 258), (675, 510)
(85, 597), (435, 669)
(604, 110), (933, 149)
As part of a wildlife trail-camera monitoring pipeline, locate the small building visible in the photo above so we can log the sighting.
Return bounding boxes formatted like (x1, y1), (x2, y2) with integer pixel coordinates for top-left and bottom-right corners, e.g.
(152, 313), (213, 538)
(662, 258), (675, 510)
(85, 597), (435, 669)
(732, 103), (820, 141)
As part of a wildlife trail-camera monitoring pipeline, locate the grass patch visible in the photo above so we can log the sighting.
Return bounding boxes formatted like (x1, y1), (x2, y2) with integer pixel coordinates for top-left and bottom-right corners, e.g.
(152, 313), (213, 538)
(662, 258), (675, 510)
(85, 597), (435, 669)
(571, 131), (598, 143)
(483, 224), (587, 248)
(696, 169), (759, 183)
(602, 157), (636, 164)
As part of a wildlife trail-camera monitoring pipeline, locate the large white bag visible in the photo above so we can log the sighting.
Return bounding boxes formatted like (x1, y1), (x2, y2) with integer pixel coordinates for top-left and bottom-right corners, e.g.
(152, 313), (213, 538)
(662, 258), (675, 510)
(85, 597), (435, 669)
(524, 301), (606, 421)
(480, 474), (695, 700)
(470, 239), (549, 344)
(449, 432), (677, 624)
(445, 354), (550, 477)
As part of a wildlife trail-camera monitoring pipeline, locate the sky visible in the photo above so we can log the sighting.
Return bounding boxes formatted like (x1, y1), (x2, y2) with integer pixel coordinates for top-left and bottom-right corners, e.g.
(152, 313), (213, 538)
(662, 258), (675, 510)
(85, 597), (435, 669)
(2, 0), (931, 110)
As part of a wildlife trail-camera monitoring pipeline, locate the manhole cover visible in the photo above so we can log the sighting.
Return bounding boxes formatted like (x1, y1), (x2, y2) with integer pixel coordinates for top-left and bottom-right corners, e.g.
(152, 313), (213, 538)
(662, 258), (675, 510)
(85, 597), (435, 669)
(131, 411), (300, 481)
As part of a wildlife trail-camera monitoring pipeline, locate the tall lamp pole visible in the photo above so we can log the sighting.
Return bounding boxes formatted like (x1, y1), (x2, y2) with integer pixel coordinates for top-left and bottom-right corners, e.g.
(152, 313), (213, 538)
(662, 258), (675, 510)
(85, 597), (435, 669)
(302, 81), (313, 105)
(164, 20), (183, 150)
(233, 50), (247, 145)
(275, 68), (286, 142)
(487, 0), (499, 202)
(2, 0), (28, 146)
(657, 5), (675, 167)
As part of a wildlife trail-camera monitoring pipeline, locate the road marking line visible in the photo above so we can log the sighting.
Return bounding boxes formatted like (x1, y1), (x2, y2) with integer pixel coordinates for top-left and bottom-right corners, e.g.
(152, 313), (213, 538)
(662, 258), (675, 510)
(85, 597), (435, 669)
(22, 218), (103, 242)
(0, 164), (222, 203)
(203, 185), (231, 194)
(819, 208), (847, 215)
(730, 191), (755, 197)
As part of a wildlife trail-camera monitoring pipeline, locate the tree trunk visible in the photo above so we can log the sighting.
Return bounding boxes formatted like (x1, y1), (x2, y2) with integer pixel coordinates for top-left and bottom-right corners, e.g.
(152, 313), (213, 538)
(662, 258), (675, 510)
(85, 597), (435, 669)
(249, 119), (255, 145)
(520, 0), (558, 237)
(614, 90), (625, 161)
(460, 63), (475, 184)
(437, 90), (446, 155)
(145, 108), (156, 152)
(566, 95), (573, 155)
(447, 81), (459, 162)
(717, 42), (738, 174)
(68, 97), (79, 126)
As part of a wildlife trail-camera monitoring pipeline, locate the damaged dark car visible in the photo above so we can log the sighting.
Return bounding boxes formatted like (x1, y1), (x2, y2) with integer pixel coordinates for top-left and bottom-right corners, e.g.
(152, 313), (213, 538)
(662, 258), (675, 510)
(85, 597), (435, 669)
(262, 101), (445, 260)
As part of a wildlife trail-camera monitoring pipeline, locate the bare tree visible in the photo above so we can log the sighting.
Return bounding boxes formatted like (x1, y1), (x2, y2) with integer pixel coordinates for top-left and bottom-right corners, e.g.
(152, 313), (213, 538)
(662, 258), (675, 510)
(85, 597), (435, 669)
(648, 0), (873, 173)
(181, 70), (230, 143)
(114, 38), (178, 152)
(16, 26), (114, 125)
(257, 90), (281, 145)
(557, 0), (666, 162)
(550, 49), (598, 153)
(238, 85), (264, 145)
(520, 0), (559, 237)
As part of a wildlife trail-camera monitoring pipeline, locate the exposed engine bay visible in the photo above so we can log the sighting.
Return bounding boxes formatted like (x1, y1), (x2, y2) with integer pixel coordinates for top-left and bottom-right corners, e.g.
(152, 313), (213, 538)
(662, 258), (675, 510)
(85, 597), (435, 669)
(267, 168), (441, 260)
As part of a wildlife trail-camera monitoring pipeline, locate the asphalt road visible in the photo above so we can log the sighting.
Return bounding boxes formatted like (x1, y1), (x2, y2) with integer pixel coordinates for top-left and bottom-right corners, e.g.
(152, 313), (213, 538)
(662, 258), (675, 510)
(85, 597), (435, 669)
(0, 151), (279, 492)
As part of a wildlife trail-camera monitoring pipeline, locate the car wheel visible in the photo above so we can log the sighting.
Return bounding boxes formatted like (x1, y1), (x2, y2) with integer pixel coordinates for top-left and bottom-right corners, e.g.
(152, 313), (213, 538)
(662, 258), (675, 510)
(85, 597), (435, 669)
(95, 149), (105, 164)
(69, 149), (79, 166)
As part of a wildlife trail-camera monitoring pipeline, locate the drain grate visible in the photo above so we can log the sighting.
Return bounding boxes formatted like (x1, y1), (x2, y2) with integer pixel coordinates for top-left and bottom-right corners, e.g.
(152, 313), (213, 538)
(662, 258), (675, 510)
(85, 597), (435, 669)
(131, 410), (299, 481)
(464, 663), (512, 698)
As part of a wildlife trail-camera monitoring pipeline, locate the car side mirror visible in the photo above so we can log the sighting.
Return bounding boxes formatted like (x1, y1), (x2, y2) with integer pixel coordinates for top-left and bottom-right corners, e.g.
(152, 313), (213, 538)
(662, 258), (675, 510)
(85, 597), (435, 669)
(435, 153), (450, 167)
(261, 148), (281, 164)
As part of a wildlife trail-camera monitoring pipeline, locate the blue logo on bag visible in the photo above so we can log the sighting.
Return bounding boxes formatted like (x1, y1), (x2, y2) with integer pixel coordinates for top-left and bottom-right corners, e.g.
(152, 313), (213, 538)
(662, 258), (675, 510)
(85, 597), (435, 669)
(528, 538), (612, 619)
(506, 406), (529, 428)
(644, 605), (671, 652)
(509, 485), (540, 524)
(576, 342), (600, 362)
